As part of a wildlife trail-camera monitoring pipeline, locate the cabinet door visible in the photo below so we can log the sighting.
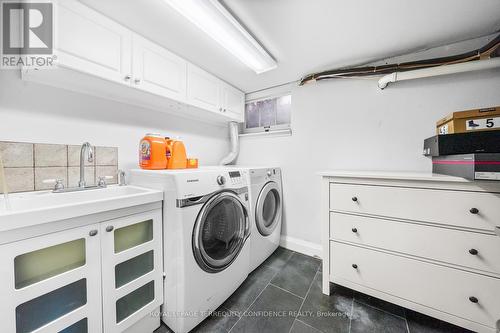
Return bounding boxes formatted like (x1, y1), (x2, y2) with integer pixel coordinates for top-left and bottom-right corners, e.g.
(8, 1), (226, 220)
(101, 210), (163, 333)
(221, 83), (245, 122)
(186, 64), (221, 113)
(0, 224), (102, 333)
(132, 34), (187, 101)
(56, 0), (132, 85)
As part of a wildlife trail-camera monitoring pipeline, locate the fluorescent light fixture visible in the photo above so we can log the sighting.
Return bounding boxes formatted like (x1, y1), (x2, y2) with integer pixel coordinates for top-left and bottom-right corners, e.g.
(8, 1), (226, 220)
(164, 0), (277, 74)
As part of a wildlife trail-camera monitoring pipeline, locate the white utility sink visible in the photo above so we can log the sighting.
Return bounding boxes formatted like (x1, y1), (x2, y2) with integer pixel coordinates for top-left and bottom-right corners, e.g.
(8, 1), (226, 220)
(0, 185), (163, 232)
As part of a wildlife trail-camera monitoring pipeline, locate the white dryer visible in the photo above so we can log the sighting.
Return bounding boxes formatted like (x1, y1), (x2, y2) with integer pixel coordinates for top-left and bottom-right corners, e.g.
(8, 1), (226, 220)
(130, 168), (250, 333)
(246, 167), (283, 272)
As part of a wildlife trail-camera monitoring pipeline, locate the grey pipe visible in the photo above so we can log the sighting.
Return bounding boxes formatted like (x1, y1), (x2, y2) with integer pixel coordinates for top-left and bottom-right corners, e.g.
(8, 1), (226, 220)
(220, 121), (239, 165)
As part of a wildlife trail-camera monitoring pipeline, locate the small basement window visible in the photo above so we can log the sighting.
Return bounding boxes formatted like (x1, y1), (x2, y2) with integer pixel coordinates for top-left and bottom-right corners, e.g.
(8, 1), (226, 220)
(243, 93), (291, 134)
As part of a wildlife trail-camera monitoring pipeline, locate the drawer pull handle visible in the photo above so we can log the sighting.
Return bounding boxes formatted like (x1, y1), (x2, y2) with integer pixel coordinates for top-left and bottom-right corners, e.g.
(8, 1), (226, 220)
(352, 228), (358, 233)
(106, 226), (114, 232)
(469, 208), (479, 214)
(352, 264), (358, 269)
(469, 296), (479, 303)
(89, 230), (98, 237)
(469, 249), (479, 255)
(352, 197), (358, 202)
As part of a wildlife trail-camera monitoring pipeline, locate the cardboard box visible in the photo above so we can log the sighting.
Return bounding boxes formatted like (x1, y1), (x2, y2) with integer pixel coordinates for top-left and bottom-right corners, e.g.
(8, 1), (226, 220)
(423, 131), (500, 157)
(436, 106), (500, 134)
(432, 153), (500, 181)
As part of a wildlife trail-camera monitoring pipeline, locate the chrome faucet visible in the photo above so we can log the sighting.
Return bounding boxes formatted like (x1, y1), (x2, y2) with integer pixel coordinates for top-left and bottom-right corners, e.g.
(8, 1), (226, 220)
(78, 142), (94, 188)
(117, 169), (126, 186)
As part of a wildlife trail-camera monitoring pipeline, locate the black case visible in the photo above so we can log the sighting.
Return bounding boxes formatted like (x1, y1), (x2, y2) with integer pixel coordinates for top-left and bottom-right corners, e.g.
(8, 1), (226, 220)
(432, 153), (500, 180)
(423, 131), (500, 157)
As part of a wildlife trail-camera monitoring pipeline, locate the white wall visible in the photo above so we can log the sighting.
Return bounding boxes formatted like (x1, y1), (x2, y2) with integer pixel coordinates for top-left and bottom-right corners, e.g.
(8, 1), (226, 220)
(0, 71), (230, 170)
(237, 69), (500, 254)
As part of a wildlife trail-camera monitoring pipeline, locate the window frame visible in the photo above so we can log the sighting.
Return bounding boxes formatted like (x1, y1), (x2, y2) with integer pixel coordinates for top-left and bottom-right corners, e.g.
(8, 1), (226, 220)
(242, 92), (292, 134)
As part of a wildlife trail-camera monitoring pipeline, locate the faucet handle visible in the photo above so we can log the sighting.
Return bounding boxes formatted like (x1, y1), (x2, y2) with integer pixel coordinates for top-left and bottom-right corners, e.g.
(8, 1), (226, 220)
(117, 169), (126, 186)
(43, 179), (65, 192)
(97, 176), (113, 187)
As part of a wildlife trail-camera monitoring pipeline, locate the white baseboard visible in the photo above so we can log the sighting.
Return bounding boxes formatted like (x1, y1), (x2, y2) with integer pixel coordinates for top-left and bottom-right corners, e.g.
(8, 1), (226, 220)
(280, 235), (322, 258)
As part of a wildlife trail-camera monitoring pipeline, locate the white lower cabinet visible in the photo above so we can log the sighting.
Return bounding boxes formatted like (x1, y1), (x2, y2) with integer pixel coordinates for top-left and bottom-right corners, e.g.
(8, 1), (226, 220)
(330, 212), (500, 275)
(0, 224), (102, 333)
(329, 182), (500, 232)
(321, 172), (500, 333)
(0, 209), (162, 333)
(101, 210), (163, 333)
(331, 241), (500, 329)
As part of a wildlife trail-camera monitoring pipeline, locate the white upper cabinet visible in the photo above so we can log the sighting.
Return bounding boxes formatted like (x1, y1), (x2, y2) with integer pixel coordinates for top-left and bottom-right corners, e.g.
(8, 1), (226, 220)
(220, 82), (245, 122)
(132, 34), (187, 101)
(25, 0), (244, 124)
(187, 64), (245, 120)
(56, 0), (132, 85)
(187, 64), (221, 113)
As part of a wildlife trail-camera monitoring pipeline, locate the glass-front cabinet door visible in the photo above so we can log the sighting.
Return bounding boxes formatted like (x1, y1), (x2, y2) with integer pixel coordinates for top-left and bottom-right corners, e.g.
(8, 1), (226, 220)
(0, 224), (102, 333)
(100, 210), (163, 333)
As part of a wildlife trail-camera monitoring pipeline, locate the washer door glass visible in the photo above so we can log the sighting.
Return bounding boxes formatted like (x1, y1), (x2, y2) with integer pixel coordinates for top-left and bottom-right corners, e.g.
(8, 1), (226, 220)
(256, 182), (282, 236)
(193, 191), (248, 273)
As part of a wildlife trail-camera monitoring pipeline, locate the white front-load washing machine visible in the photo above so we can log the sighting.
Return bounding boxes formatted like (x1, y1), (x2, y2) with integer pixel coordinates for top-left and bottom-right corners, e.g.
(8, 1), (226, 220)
(246, 167), (283, 272)
(130, 168), (250, 333)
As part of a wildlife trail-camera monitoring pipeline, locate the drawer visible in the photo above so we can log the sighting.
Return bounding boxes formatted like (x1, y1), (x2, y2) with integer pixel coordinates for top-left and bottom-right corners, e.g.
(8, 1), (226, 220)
(330, 212), (500, 275)
(329, 183), (499, 232)
(330, 241), (500, 329)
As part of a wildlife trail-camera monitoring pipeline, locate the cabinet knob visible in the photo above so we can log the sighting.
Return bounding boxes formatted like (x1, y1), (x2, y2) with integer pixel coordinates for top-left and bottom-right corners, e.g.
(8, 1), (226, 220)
(219, 107), (223, 112)
(223, 108), (227, 113)
(106, 226), (114, 232)
(352, 197), (358, 202)
(134, 78), (141, 84)
(352, 228), (358, 233)
(124, 74), (131, 81)
(469, 208), (479, 214)
(469, 296), (479, 303)
(89, 230), (98, 237)
(352, 264), (358, 269)
(469, 249), (479, 255)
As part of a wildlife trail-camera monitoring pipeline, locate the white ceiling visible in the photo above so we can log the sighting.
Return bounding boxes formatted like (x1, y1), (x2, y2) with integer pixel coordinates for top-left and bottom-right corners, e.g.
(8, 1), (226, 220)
(80, 0), (500, 93)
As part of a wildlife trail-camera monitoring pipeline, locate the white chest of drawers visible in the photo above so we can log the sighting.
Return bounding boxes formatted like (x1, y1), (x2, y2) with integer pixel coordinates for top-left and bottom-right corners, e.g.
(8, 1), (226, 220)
(320, 171), (500, 333)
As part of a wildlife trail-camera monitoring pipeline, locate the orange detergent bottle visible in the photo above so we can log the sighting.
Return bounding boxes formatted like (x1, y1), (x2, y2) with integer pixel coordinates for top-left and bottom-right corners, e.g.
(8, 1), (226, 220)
(139, 134), (167, 169)
(166, 138), (188, 169)
(186, 158), (199, 169)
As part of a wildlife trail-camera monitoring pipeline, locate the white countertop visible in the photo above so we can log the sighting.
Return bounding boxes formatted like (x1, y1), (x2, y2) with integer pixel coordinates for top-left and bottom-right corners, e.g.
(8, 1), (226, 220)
(0, 185), (163, 232)
(318, 170), (472, 183)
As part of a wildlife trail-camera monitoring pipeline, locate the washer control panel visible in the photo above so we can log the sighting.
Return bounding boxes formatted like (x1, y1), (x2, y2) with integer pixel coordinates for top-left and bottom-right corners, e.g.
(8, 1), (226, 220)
(228, 170), (244, 185)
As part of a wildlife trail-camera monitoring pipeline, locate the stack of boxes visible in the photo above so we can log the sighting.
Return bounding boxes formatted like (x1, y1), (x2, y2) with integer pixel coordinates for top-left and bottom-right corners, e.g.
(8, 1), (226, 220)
(423, 107), (500, 180)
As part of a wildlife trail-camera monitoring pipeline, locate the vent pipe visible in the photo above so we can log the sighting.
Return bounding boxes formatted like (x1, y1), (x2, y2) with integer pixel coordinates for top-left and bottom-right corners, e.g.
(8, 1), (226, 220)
(220, 121), (239, 165)
(378, 57), (500, 89)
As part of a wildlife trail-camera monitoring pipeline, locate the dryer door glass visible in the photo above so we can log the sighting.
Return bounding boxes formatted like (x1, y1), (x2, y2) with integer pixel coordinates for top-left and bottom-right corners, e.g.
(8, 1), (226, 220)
(256, 182), (282, 236)
(193, 191), (248, 273)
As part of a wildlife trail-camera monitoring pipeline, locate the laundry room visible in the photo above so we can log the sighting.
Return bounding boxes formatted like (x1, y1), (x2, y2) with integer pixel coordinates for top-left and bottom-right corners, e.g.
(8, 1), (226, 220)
(0, 1), (500, 333)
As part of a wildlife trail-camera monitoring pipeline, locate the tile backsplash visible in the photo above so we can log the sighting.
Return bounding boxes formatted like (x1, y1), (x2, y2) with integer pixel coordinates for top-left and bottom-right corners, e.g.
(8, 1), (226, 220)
(0, 141), (118, 193)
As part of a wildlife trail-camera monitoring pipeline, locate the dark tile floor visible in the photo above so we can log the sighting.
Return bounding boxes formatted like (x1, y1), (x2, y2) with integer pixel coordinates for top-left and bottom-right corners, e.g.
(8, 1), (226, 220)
(154, 247), (474, 333)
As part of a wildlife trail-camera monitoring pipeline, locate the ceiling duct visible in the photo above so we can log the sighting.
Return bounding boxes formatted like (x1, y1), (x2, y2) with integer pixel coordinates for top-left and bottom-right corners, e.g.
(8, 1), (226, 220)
(299, 33), (500, 86)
